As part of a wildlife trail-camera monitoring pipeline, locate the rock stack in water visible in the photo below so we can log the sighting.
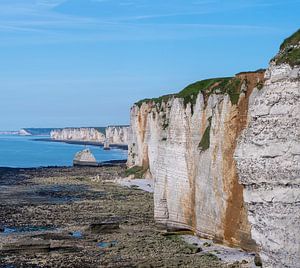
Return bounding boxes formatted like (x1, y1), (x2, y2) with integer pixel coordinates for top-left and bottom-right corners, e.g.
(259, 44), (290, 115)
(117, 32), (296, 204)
(73, 149), (98, 167)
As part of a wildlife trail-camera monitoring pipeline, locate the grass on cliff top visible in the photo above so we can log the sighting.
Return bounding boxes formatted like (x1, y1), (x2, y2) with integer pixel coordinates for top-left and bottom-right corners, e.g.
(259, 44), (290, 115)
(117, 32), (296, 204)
(135, 94), (175, 108)
(135, 77), (244, 111)
(280, 28), (300, 50)
(274, 28), (300, 67)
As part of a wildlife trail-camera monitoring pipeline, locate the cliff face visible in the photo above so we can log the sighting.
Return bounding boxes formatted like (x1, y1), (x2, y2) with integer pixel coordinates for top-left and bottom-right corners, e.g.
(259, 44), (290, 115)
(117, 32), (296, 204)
(235, 34), (300, 267)
(128, 29), (300, 266)
(106, 126), (129, 145)
(51, 128), (106, 142)
(51, 126), (130, 145)
(128, 72), (264, 250)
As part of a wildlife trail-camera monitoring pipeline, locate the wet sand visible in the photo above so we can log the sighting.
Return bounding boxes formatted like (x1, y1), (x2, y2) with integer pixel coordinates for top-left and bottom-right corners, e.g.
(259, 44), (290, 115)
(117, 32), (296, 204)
(0, 166), (225, 268)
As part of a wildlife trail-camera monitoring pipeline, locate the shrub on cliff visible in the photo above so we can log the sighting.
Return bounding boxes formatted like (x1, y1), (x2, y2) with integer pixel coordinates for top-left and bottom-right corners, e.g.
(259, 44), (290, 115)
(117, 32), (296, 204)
(273, 28), (300, 67)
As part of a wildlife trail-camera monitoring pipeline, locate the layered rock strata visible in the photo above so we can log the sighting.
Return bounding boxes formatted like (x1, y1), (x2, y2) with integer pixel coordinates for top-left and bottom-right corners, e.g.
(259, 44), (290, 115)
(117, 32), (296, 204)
(106, 126), (129, 145)
(128, 71), (265, 251)
(51, 128), (106, 143)
(51, 126), (129, 145)
(128, 29), (300, 267)
(235, 33), (300, 267)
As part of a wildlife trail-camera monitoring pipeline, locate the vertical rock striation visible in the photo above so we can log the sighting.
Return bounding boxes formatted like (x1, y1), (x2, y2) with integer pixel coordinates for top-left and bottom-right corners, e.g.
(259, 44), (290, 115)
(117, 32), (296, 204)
(51, 127), (106, 142)
(128, 72), (264, 250)
(51, 126), (129, 145)
(106, 126), (129, 145)
(235, 30), (300, 267)
(128, 30), (300, 265)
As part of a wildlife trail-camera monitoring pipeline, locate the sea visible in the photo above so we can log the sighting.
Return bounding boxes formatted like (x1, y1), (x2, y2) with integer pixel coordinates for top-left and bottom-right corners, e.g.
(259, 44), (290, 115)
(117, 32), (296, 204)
(0, 135), (127, 168)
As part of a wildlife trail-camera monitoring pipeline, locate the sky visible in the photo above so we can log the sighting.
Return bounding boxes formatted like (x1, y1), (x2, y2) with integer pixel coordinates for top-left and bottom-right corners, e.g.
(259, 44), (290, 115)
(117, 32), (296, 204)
(0, 0), (299, 130)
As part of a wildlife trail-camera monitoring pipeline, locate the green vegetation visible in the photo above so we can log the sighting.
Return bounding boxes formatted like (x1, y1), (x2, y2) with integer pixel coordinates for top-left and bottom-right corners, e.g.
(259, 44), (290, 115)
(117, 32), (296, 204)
(134, 76), (245, 113)
(163, 233), (201, 254)
(274, 29), (300, 67)
(256, 81), (264, 90)
(280, 29), (300, 50)
(275, 47), (300, 66)
(125, 166), (145, 178)
(198, 117), (212, 151)
(226, 78), (242, 105)
(236, 69), (266, 75)
(176, 77), (231, 112)
(134, 31), (300, 111)
(135, 94), (175, 108)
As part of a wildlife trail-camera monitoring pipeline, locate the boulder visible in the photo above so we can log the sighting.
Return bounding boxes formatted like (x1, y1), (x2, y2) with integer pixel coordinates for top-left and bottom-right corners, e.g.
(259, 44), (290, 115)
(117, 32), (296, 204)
(73, 149), (98, 167)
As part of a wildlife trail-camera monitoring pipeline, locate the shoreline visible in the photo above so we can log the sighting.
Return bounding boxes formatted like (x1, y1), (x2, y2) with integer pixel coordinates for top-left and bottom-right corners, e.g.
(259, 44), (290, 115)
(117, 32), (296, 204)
(0, 159), (127, 171)
(34, 138), (128, 150)
(0, 166), (255, 267)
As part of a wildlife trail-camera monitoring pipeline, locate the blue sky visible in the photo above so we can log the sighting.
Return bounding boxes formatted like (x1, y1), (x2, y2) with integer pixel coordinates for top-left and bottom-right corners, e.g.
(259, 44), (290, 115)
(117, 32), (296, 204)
(0, 0), (299, 130)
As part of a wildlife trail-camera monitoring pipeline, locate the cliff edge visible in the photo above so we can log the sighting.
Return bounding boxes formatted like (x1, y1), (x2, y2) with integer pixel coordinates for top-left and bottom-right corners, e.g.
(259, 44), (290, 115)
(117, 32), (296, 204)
(127, 29), (300, 267)
(235, 29), (300, 267)
(128, 71), (265, 251)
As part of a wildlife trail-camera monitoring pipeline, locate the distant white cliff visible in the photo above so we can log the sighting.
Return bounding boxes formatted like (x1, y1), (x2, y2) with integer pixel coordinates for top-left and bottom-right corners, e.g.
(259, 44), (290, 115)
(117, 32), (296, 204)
(106, 126), (129, 145)
(50, 128), (106, 142)
(50, 126), (129, 145)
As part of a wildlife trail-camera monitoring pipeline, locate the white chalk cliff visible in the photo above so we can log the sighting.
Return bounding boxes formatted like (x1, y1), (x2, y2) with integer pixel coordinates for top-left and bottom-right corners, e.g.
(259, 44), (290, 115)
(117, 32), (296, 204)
(51, 126), (129, 145)
(51, 128), (106, 142)
(128, 29), (300, 266)
(235, 42), (300, 266)
(106, 126), (129, 145)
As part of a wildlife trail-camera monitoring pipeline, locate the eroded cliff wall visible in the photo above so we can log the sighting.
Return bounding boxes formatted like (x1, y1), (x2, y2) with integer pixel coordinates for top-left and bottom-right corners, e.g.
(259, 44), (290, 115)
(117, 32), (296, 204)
(106, 126), (129, 145)
(128, 29), (300, 266)
(235, 33), (300, 267)
(51, 126), (129, 144)
(128, 72), (264, 250)
(51, 128), (106, 142)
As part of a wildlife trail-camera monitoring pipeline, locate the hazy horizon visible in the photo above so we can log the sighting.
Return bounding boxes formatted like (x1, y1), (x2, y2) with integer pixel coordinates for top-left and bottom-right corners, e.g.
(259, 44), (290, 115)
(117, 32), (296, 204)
(1, 0), (300, 130)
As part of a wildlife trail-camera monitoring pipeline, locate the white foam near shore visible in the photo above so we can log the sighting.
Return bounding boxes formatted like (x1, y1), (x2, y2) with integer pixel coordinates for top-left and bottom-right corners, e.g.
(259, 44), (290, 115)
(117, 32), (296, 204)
(116, 178), (154, 193)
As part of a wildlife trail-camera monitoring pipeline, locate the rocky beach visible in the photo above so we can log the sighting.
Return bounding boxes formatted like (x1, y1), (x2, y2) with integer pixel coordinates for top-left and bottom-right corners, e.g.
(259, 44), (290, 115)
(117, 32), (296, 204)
(0, 2), (299, 266)
(0, 166), (248, 268)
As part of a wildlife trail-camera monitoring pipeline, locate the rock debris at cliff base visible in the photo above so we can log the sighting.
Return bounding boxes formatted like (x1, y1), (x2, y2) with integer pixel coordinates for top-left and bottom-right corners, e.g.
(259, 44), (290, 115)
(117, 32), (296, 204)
(0, 167), (236, 268)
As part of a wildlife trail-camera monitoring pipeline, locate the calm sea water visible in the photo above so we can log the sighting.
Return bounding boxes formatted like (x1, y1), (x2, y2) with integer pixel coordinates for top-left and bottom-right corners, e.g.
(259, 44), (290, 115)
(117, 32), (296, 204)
(0, 135), (127, 168)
